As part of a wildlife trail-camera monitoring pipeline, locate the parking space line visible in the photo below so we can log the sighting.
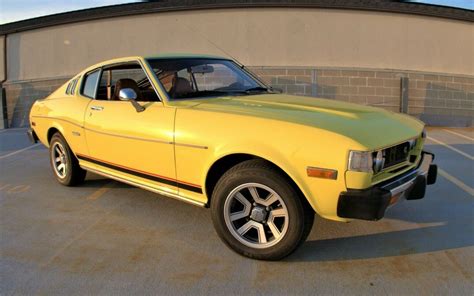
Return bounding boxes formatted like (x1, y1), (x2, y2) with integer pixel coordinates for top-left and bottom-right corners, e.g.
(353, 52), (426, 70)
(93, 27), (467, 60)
(443, 129), (474, 141)
(87, 181), (115, 200)
(40, 216), (104, 268)
(427, 136), (474, 160)
(0, 144), (41, 160)
(438, 168), (474, 196)
(0, 128), (28, 133)
(40, 199), (125, 268)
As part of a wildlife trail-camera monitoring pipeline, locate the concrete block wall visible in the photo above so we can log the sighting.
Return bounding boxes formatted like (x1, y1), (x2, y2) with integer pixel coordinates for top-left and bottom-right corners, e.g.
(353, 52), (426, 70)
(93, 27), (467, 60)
(3, 78), (68, 128)
(407, 74), (473, 126)
(2, 68), (473, 128)
(250, 67), (473, 126)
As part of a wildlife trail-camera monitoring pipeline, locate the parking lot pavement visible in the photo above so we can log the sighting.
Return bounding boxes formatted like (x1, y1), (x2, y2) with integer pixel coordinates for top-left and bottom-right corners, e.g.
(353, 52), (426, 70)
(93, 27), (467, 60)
(1, 127), (473, 295)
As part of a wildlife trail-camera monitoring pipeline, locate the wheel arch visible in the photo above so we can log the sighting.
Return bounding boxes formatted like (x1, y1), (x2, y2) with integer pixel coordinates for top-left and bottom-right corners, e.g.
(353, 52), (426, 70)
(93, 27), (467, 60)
(46, 124), (68, 147)
(47, 127), (61, 144)
(204, 153), (312, 211)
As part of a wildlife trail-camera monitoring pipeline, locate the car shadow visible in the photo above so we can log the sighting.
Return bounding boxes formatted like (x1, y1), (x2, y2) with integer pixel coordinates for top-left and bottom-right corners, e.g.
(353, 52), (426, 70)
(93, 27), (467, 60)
(288, 153), (474, 262)
(289, 219), (472, 262)
(78, 173), (131, 189)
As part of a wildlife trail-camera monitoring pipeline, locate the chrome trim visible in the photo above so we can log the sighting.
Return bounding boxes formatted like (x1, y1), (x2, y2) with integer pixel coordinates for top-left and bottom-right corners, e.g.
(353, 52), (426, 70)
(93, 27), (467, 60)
(388, 180), (415, 197)
(84, 127), (173, 145)
(32, 115), (83, 129)
(174, 142), (208, 149)
(138, 59), (166, 104)
(381, 153), (432, 196)
(81, 165), (206, 207)
(373, 150), (384, 173)
(370, 135), (420, 153)
(32, 115), (208, 149)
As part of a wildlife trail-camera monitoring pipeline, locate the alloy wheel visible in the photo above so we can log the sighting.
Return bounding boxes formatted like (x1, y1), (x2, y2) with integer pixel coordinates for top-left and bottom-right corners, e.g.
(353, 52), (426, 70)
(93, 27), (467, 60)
(223, 183), (289, 249)
(51, 142), (68, 178)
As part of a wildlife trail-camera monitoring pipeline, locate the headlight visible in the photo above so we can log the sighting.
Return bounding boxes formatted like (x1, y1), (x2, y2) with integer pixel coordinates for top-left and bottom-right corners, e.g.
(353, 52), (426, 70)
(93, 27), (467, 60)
(348, 151), (373, 173)
(373, 150), (385, 173)
(348, 150), (385, 173)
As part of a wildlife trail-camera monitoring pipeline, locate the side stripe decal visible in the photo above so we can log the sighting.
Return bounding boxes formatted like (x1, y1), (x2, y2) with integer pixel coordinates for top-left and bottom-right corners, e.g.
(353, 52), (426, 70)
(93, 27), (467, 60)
(76, 154), (202, 194)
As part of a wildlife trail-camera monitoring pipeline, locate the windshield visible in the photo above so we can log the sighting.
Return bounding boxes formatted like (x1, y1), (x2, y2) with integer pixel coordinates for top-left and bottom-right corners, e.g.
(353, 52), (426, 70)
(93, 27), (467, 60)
(146, 58), (268, 100)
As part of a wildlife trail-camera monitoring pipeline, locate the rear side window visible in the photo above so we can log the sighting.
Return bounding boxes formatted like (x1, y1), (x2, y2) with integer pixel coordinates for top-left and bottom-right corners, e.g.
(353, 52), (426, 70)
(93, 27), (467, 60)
(81, 70), (101, 98)
(65, 82), (72, 95)
(65, 77), (79, 95)
(71, 77), (79, 94)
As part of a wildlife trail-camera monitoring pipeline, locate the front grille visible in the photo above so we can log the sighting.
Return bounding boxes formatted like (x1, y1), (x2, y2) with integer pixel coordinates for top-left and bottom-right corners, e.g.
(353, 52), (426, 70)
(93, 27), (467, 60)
(382, 142), (411, 169)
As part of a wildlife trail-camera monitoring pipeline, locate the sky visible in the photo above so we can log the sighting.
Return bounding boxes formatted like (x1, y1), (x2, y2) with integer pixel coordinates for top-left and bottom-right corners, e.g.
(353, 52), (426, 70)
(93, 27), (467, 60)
(411, 0), (474, 9)
(0, 0), (140, 24)
(1, 0), (473, 25)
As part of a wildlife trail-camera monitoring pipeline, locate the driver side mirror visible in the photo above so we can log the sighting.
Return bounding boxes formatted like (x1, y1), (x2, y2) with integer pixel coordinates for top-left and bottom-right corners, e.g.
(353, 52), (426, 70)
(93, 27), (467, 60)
(119, 88), (137, 100)
(119, 88), (145, 112)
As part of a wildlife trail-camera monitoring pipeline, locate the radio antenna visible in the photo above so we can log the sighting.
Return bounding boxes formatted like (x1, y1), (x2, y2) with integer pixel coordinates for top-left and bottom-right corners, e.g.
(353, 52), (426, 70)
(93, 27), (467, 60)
(179, 22), (245, 66)
(177, 21), (272, 88)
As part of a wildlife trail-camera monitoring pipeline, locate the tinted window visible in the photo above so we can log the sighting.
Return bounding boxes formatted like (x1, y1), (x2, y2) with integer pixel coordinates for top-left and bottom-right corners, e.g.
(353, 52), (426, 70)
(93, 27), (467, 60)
(82, 70), (101, 98)
(148, 58), (266, 100)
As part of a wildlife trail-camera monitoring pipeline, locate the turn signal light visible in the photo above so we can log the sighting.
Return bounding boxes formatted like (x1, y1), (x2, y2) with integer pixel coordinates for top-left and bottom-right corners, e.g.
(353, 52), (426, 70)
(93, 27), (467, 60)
(307, 167), (338, 180)
(390, 193), (402, 205)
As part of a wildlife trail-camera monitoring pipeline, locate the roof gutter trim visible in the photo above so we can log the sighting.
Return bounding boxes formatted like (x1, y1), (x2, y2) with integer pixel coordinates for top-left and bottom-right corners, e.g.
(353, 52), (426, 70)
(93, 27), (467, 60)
(1, 1), (473, 35)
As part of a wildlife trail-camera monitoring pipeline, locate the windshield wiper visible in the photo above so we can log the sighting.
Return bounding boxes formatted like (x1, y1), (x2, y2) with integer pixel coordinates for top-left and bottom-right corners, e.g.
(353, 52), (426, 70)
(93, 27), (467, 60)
(174, 90), (246, 99)
(244, 86), (269, 94)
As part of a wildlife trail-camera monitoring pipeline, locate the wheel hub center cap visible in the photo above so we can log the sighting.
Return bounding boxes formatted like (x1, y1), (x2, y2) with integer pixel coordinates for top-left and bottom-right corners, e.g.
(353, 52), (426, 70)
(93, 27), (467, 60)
(250, 206), (267, 222)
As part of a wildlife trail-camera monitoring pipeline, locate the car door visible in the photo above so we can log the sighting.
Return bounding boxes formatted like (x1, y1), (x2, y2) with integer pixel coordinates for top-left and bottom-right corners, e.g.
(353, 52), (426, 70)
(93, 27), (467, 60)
(81, 62), (177, 194)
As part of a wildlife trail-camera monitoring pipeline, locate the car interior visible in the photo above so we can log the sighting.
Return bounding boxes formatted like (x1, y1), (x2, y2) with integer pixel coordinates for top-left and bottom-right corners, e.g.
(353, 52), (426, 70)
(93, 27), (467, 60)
(95, 63), (160, 102)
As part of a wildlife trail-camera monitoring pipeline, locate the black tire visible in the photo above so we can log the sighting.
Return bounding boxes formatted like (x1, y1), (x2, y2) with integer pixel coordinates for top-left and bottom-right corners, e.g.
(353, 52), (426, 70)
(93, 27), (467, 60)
(211, 159), (314, 260)
(49, 132), (86, 186)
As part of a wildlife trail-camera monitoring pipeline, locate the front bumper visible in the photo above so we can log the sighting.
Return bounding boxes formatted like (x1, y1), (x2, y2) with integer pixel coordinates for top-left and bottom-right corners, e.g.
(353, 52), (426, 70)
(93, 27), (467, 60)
(27, 128), (38, 144)
(337, 151), (437, 221)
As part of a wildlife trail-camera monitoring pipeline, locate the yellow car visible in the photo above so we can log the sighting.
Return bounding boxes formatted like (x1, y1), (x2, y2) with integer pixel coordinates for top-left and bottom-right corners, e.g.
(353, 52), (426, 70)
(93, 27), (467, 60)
(28, 54), (437, 260)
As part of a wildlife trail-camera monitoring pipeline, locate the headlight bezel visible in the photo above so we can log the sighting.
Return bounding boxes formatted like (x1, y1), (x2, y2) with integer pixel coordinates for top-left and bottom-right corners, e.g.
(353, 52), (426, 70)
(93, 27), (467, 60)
(348, 150), (374, 173)
(348, 129), (425, 174)
(348, 150), (385, 174)
(348, 132), (423, 174)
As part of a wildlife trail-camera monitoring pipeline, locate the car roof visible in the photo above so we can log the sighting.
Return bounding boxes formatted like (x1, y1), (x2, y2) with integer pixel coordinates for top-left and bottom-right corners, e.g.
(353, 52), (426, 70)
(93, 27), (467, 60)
(144, 53), (230, 60)
(80, 54), (232, 74)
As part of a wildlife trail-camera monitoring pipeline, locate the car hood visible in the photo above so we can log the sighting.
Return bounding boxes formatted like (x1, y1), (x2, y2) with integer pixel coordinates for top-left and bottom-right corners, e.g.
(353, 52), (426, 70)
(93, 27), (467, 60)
(172, 94), (424, 150)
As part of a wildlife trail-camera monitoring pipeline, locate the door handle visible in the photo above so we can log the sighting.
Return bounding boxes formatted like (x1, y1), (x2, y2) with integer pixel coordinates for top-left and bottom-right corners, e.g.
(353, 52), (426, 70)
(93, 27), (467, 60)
(90, 106), (104, 111)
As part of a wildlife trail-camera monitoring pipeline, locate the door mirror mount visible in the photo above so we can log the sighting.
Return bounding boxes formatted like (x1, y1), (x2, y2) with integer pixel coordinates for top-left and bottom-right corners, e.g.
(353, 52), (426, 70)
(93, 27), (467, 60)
(118, 88), (145, 112)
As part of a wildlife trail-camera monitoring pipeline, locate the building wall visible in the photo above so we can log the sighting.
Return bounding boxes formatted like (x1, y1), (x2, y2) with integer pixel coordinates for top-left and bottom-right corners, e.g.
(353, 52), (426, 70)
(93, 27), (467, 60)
(0, 35), (4, 82)
(0, 36), (6, 128)
(1, 8), (473, 127)
(4, 8), (473, 81)
(3, 67), (472, 128)
(252, 67), (473, 126)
